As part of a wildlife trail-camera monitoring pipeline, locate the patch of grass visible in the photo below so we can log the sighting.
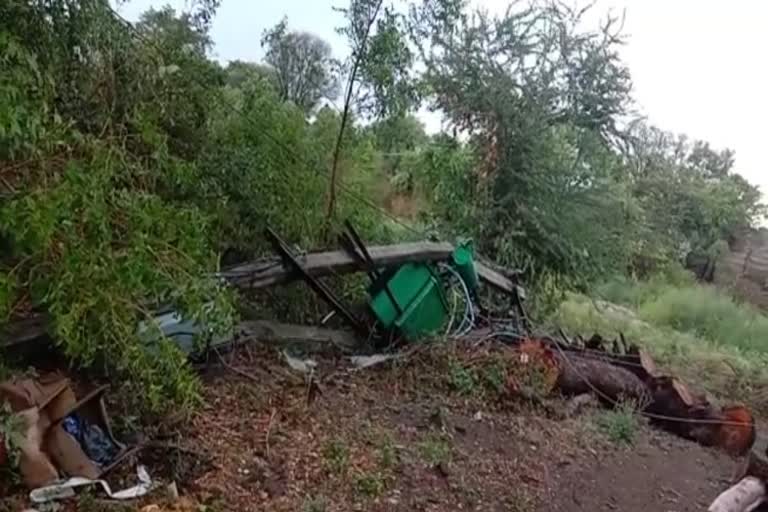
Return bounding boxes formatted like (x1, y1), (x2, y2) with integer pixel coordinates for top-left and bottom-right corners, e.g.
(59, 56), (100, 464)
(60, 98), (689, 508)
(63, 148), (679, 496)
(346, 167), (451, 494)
(503, 490), (536, 512)
(594, 272), (768, 354)
(595, 401), (641, 444)
(0, 403), (24, 477)
(639, 285), (768, 353)
(302, 496), (328, 512)
(376, 433), (397, 469)
(480, 360), (507, 395)
(322, 439), (350, 476)
(417, 433), (452, 466)
(354, 471), (387, 498)
(448, 359), (478, 395)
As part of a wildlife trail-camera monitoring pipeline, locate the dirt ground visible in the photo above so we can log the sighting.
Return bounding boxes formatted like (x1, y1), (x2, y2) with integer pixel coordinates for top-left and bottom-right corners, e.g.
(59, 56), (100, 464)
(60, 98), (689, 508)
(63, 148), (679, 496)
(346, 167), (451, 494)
(2, 343), (742, 511)
(172, 344), (738, 512)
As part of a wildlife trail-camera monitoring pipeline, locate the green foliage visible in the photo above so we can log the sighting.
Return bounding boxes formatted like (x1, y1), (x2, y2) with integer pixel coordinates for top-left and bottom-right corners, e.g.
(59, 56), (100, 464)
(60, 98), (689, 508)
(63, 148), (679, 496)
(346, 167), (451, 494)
(0, 32), (53, 159)
(261, 18), (339, 114)
(417, 433), (452, 466)
(323, 439), (351, 476)
(594, 269), (768, 354)
(2, 0), (765, 419)
(302, 496), (328, 512)
(448, 359), (478, 395)
(354, 471), (387, 497)
(639, 285), (768, 353)
(596, 401), (640, 444)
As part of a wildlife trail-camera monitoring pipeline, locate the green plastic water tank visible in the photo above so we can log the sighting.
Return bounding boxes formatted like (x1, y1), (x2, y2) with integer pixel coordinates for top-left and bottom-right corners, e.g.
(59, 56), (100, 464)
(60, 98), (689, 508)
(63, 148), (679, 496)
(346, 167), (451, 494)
(368, 262), (448, 340)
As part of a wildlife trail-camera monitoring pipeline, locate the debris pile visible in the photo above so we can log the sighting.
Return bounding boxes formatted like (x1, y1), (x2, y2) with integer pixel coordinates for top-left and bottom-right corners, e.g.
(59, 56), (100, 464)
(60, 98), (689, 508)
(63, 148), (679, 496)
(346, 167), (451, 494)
(0, 225), (761, 508)
(0, 372), (151, 503)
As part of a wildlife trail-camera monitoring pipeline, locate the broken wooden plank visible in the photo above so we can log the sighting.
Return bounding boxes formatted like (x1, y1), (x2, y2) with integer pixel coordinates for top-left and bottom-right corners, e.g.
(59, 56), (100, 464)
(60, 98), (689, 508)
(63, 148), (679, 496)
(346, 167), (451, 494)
(221, 241), (455, 289)
(475, 261), (521, 296)
(238, 320), (361, 353)
(222, 241), (524, 298)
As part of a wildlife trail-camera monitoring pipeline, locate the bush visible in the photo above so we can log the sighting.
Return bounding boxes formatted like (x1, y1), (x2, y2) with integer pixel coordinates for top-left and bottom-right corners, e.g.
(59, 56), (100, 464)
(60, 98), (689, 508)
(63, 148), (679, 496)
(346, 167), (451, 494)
(639, 285), (768, 353)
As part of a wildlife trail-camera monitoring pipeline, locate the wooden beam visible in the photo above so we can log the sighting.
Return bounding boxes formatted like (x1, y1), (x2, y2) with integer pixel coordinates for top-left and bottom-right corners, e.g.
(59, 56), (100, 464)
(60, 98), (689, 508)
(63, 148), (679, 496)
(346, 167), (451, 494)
(221, 241), (524, 298)
(221, 241), (455, 289)
(475, 261), (520, 296)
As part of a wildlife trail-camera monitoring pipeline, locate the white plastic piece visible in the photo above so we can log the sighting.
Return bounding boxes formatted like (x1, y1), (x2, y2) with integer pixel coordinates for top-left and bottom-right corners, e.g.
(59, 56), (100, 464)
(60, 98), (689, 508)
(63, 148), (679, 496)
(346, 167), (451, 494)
(709, 477), (766, 512)
(30, 465), (153, 504)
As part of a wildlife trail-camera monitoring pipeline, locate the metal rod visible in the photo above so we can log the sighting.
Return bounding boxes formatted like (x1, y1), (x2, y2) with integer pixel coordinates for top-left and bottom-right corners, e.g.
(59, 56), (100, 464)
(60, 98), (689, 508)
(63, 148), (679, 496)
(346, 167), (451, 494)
(342, 220), (403, 317)
(265, 228), (369, 338)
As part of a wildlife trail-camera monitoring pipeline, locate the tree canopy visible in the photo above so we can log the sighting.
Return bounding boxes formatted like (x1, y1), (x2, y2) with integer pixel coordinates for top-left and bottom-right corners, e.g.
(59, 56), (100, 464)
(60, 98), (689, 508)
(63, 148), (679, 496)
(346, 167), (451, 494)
(261, 18), (339, 114)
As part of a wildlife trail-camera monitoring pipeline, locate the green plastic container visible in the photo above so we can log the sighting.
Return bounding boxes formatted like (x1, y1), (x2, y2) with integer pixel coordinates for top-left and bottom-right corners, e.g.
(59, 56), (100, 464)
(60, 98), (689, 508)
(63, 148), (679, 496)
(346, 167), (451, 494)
(451, 239), (479, 292)
(368, 262), (448, 340)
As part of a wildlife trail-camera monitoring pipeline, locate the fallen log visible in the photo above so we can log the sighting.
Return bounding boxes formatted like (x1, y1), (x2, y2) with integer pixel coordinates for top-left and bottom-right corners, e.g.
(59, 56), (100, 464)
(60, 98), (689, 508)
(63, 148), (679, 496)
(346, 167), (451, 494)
(540, 335), (756, 456)
(709, 477), (765, 512)
(553, 350), (650, 404)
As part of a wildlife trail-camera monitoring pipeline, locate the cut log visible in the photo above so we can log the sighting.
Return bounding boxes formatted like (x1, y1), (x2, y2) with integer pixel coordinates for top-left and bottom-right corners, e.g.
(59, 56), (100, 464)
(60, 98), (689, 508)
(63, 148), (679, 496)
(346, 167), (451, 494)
(709, 477), (766, 512)
(553, 351), (650, 404)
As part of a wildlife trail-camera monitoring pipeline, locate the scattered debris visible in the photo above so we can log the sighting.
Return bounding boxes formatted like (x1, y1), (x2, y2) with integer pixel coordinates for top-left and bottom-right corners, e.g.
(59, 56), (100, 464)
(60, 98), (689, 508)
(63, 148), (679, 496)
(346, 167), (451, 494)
(0, 373), (137, 490)
(282, 351), (318, 374)
(1, 225), (760, 510)
(29, 465), (152, 503)
(350, 354), (397, 369)
(709, 476), (765, 512)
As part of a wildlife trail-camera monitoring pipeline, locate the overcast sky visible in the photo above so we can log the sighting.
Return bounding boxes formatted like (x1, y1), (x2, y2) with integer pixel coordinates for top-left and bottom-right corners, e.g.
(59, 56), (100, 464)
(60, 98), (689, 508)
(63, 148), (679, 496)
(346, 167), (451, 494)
(116, 0), (768, 198)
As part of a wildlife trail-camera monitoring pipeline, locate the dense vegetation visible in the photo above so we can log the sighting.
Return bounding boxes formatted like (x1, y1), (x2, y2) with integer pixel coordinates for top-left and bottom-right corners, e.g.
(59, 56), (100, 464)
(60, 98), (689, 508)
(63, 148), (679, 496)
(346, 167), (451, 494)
(0, 0), (763, 413)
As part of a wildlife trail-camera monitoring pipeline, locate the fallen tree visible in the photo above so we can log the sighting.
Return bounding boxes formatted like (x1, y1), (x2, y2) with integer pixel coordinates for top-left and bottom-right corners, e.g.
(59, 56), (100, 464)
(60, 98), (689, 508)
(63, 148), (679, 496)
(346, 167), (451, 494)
(513, 334), (756, 458)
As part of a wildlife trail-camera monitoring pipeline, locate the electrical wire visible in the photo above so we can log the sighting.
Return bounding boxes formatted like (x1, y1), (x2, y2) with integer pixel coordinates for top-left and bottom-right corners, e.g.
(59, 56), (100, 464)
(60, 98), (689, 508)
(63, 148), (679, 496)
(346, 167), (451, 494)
(439, 263), (475, 337)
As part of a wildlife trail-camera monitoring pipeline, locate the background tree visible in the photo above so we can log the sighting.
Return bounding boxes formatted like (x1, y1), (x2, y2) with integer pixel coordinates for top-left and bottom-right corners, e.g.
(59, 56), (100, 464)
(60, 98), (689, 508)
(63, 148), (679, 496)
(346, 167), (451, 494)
(325, 0), (421, 227)
(261, 18), (339, 115)
(224, 60), (278, 89)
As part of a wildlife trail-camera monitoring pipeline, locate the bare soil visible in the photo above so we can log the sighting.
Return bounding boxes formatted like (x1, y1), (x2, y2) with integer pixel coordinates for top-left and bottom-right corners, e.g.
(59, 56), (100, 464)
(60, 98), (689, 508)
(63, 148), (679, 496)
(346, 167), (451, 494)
(175, 345), (737, 512)
(2, 343), (741, 511)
